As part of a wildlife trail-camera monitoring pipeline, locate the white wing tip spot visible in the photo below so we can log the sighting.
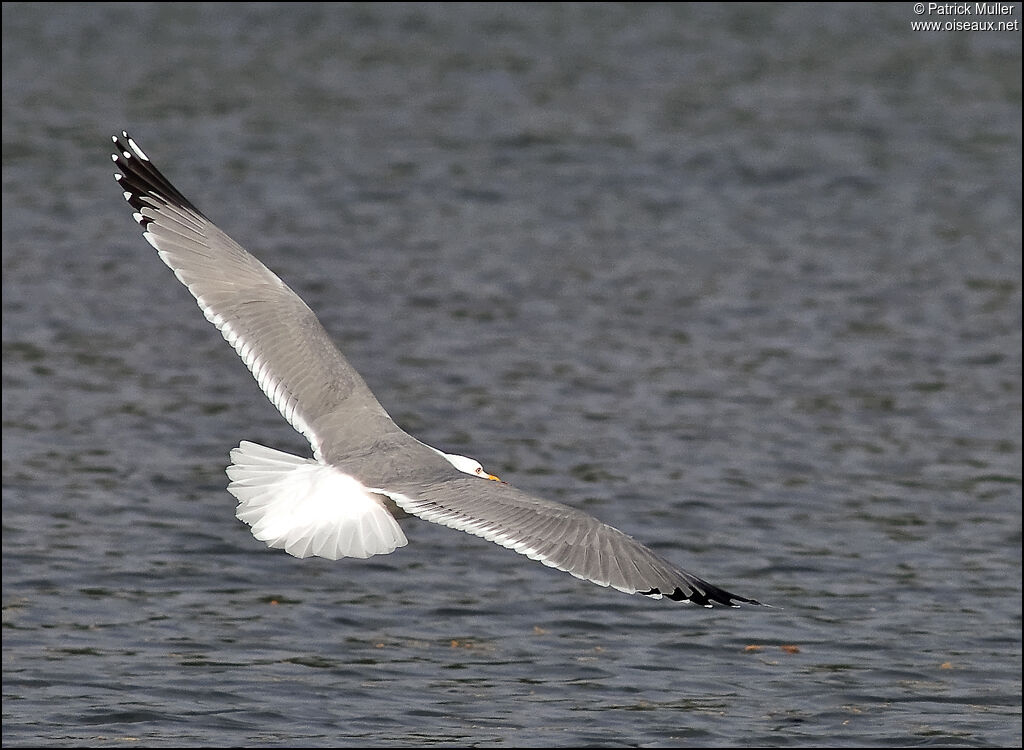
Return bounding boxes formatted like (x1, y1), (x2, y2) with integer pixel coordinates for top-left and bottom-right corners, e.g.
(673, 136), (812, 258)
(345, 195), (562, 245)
(126, 136), (150, 161)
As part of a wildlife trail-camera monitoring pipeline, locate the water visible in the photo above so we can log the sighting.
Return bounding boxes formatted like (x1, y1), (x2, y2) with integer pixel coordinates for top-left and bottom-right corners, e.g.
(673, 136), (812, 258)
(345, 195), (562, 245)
(3, 3), (1021, 746)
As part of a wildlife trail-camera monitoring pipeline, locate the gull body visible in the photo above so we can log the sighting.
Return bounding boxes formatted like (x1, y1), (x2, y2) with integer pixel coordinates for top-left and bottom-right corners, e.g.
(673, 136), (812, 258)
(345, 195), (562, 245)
(111, 131), (762, 607)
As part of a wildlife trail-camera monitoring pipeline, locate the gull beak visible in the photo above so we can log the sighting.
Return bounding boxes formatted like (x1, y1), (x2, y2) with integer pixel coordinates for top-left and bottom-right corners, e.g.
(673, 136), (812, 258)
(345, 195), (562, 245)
(487, 473), (502, 482)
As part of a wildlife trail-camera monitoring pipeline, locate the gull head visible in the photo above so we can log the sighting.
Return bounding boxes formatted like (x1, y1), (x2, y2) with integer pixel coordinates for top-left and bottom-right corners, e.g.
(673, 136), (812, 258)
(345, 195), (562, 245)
(443, 452), (501, 481)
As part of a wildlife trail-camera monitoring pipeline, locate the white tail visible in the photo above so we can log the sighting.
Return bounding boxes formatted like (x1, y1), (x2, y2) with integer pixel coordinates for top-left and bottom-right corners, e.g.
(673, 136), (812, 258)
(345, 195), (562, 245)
(226, 441), (407, 560)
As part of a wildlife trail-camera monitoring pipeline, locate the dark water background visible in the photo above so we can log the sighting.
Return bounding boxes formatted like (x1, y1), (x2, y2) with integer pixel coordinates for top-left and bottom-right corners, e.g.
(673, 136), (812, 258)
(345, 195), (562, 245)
(3, 3), (1021, 746)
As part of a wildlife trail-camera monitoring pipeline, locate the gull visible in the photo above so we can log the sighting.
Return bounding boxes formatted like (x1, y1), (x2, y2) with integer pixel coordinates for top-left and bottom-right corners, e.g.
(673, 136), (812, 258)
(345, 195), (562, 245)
(111, 130), (763, 607)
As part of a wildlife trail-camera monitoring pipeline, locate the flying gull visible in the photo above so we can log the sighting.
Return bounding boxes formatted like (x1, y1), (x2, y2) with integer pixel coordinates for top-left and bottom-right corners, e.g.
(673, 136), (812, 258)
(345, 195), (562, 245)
(111, 130), (762, 607)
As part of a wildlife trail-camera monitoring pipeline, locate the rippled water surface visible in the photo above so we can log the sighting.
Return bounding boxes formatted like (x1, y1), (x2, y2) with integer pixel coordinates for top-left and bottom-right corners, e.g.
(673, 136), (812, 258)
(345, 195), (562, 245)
(3, 3), (1021, 747)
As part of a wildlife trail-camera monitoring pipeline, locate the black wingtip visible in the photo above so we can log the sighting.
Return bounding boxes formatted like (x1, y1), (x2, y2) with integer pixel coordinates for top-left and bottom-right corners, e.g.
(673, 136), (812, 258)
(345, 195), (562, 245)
(640, 583), (767, 608)
(110, 130), (206, 222)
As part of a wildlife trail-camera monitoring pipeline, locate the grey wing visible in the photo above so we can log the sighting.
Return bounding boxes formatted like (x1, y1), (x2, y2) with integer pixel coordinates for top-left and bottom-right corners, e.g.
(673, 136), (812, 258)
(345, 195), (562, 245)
(379, 476), (762, 607)
(112, 132), (398, 461)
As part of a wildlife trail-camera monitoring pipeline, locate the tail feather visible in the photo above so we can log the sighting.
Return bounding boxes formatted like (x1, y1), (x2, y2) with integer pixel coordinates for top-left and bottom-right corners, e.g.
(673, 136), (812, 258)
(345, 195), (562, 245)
(226, 441), (407, 560)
